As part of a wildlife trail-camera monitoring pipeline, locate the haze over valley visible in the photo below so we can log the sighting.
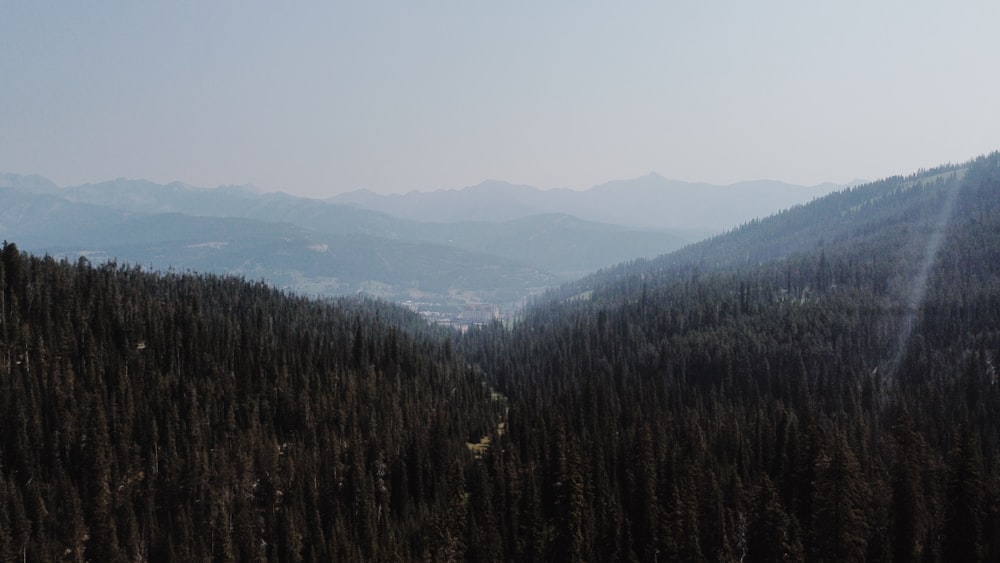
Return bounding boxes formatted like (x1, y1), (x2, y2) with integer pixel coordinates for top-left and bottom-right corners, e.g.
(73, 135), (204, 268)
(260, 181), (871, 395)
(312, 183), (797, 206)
(4, 153), (1000, 559)
(4, 2), (1000, 560)
(1, 171), (838, 320)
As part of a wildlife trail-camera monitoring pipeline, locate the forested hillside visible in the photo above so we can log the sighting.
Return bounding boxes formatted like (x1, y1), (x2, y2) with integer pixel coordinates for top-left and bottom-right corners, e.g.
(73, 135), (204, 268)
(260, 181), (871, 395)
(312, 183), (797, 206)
(2, 153), (1000, 561)
(459, 153), (1000, 561)
(0, 246), (500, 561)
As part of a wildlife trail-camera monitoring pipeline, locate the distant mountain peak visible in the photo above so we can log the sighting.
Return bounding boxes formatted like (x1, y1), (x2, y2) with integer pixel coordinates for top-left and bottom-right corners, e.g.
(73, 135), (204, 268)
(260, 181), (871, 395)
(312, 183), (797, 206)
(0, 172), (60, 193)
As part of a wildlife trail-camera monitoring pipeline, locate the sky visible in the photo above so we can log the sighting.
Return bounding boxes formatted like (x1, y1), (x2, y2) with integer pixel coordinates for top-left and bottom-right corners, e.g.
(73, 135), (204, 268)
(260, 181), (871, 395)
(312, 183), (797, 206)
(2, 1), (999, 197)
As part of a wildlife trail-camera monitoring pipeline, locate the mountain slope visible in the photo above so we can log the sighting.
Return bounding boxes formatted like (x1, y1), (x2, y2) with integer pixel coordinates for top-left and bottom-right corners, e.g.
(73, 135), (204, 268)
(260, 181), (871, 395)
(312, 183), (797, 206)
(1, 184), (558, 303)
(331, 180), (558, 223)
(566, 160), (976, 297)
(0, 245), (500, 560)
(0, 172), (60, 193)
(0, 187), (132, 247)
(63, 179), (408, 236)
(2, 153), (999, 560)
(458, 152), (1000, 560)
(6, 175), (692, 292)
(29, 212), (559, 301)
(404, 213), (688, 278)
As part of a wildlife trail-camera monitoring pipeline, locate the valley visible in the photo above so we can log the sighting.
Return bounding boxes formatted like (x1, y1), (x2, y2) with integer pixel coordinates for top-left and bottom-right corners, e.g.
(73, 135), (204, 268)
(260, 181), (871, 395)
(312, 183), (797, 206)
(2, 153), (999, 560)
(1, 172), (836, 314)
(5, 3), (999, 560)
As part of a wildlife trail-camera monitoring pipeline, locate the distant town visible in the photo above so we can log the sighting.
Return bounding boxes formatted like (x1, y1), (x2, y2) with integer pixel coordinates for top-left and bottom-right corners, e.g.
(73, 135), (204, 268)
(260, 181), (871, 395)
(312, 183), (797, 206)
(403, 301), (508, 332)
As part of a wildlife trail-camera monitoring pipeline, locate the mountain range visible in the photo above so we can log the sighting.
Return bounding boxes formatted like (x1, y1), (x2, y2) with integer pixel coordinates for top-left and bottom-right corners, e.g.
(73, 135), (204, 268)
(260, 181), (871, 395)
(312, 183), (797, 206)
(0, 172), (838, 309)
(2, 153), (998, 559)
(331, 174), (840, 232)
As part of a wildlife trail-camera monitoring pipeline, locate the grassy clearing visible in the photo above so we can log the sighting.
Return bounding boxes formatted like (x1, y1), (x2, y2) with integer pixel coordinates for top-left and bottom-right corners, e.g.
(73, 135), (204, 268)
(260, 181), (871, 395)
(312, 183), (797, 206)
(466, 422), (506, 458)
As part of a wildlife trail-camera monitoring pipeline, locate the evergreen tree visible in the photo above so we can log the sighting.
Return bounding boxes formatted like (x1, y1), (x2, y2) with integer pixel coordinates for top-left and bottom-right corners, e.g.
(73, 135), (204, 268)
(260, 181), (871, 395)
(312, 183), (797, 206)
(943, 424), (987, 562)
(746, 474), (803, 562)
(889, 406), (930, 563)
(810, 431), (870, 562)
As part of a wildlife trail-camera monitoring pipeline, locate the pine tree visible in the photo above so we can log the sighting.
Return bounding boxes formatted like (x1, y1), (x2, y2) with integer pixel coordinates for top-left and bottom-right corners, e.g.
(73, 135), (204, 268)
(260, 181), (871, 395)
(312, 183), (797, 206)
(889, 406), (930, 563)
(943, 424), (987, 562)
(810, 431), (869, 562)
(746, 474), (803, 562)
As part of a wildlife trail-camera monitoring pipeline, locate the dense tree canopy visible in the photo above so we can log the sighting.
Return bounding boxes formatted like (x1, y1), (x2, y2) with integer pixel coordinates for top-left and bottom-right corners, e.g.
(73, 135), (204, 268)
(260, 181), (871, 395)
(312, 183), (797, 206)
(0, 246), (499, 561)
(3, 153), (1000, 560)
(458, 153), (1000, 561)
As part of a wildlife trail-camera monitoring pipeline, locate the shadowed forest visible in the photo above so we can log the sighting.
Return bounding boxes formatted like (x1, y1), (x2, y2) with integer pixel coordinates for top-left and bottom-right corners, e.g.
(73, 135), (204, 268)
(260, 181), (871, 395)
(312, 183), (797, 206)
(3, 153), (1000, 561)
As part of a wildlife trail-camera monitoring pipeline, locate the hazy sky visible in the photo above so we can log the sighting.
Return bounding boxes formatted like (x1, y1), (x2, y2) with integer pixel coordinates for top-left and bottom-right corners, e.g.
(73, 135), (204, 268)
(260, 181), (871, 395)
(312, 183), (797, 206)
(2, 1), (998, 197)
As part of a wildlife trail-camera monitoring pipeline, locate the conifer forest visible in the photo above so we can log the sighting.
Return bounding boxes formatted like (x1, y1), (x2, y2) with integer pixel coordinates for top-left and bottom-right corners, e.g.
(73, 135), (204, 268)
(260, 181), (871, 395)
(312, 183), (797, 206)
(3, 153), (1000, 561)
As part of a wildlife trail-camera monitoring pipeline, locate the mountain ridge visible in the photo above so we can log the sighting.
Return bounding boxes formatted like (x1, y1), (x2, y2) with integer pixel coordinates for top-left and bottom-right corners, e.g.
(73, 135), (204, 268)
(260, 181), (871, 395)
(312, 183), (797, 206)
(3, 153), (1000, 559)
(0, 173), (692, 306)
(331, 173), (840, 230)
